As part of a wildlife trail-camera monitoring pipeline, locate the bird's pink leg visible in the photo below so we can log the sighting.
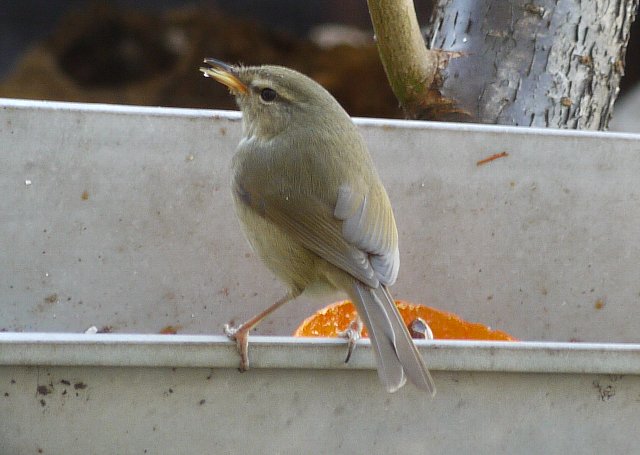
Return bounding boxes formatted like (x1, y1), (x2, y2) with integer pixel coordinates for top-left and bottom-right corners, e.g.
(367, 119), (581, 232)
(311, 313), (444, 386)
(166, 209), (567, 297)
(224, 291), (296, 371)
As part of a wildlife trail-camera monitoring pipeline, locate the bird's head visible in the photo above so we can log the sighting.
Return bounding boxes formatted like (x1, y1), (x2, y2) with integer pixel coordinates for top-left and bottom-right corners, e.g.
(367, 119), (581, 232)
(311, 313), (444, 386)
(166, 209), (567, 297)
(200, 59), (350, 140)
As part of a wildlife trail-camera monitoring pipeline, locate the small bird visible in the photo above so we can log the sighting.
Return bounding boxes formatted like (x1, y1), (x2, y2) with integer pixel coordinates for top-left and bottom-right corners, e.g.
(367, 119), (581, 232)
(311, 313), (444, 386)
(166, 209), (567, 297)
(200, 59), (435, 394)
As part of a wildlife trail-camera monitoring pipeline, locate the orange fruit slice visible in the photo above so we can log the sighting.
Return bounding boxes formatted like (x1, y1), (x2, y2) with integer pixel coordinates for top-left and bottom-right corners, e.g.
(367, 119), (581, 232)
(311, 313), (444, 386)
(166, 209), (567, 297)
(293, 300), (517, 341)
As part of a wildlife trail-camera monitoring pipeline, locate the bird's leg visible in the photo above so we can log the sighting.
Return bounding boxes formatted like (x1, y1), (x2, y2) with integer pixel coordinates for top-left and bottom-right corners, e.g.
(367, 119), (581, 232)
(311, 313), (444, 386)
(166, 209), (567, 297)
(338, 315), (363, 363)
(224, 291), (297, 371)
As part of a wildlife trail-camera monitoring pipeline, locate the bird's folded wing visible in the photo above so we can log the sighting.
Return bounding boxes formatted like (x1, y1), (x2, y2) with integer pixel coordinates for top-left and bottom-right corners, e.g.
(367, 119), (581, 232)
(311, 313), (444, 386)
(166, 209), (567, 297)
(334, 184), (399, 286)
(235, 180), (397, 288)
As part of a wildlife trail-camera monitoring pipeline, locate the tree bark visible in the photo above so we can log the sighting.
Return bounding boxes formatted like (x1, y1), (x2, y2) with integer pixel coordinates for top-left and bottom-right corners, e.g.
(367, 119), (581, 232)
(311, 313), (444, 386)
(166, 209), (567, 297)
(424, 0), (638, 129)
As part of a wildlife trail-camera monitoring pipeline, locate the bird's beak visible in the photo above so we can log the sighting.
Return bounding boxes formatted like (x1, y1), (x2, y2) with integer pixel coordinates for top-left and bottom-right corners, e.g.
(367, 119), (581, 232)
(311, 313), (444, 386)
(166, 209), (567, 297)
(199, 58), (248, 95)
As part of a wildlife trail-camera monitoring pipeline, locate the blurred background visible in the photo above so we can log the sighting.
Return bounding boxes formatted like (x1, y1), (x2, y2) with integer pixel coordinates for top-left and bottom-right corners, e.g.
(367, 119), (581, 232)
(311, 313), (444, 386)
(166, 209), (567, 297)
(1, 0), (638, 130)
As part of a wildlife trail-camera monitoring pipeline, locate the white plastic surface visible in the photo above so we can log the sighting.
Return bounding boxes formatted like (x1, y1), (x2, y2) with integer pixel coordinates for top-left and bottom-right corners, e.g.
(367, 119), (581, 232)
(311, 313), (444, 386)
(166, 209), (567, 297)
(2, 99), (640, 453)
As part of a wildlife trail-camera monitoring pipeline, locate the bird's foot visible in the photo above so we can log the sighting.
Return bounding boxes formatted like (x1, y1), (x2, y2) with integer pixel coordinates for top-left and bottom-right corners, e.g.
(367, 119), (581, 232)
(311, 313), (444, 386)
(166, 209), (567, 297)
(409, 317), (434, 340)
(224, 323), (251, 371)
(338, 317), (363, 363)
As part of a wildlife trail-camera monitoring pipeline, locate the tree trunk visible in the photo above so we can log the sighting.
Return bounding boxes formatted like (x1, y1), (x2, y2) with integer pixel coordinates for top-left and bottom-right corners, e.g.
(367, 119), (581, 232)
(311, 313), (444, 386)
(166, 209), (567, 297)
(424, 0), (637, 129)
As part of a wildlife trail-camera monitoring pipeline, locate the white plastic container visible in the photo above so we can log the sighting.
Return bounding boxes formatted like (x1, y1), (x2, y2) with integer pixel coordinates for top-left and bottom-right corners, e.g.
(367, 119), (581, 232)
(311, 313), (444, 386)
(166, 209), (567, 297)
(1, 99), (639, 454)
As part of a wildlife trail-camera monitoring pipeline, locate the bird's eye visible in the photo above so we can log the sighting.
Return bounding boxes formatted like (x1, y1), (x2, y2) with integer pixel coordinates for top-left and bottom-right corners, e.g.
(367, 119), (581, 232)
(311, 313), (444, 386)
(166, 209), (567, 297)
(260, 88), (277, 102)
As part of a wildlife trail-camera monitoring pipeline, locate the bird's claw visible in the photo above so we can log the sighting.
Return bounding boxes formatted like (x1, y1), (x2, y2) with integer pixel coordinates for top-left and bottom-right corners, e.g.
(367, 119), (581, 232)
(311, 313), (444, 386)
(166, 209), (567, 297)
(409, 317), (434, 340)
(223, 323), (238, 338)
(338, 318), (363, 363)
(224, 322), (250, 371)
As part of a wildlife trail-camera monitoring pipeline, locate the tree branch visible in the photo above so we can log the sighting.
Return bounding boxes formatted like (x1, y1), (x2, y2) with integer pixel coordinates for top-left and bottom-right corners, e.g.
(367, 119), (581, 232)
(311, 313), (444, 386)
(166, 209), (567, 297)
(367, 0), (440, 118)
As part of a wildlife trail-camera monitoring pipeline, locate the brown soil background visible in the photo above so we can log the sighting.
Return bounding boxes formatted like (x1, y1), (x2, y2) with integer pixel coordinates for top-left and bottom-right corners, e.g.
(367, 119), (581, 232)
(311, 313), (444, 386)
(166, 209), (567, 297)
(1, 3), (638, 120)
(0, 5), (402, 118)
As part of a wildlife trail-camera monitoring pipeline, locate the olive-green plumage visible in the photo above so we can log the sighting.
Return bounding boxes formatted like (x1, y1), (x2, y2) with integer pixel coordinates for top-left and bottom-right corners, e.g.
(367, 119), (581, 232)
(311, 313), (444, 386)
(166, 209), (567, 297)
(200, 59), (435, 394)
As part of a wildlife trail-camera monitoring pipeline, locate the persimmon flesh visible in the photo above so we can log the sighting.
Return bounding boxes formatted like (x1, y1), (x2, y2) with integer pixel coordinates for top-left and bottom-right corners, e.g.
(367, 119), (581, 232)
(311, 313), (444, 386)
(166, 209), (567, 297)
(293, 300), (516, 341)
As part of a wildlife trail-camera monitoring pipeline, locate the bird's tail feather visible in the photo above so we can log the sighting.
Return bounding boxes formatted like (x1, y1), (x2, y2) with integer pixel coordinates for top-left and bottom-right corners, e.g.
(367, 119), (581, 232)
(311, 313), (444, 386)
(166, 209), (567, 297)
(350, 281), (436, 395)
(351, 283), (406, 392)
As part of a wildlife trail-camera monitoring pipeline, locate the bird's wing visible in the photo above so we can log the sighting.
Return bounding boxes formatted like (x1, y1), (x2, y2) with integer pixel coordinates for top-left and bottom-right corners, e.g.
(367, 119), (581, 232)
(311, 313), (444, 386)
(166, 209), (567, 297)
(333, 183), (399, 286)
(233, 179), (398, 288)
